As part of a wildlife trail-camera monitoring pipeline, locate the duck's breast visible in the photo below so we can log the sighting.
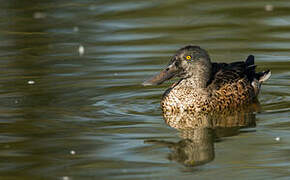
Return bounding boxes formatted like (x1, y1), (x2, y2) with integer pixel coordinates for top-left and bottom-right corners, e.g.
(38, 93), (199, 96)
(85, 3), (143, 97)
(161, 86), (210, 112)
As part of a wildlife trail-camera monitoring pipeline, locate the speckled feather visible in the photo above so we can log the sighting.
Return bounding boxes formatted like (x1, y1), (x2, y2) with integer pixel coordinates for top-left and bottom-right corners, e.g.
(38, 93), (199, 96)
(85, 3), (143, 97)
(155, 46), (271, 113)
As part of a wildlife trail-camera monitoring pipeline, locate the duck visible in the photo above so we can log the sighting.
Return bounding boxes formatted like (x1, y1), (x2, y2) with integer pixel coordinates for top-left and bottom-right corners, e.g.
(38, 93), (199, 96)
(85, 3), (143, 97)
(143, 45), (271, 113)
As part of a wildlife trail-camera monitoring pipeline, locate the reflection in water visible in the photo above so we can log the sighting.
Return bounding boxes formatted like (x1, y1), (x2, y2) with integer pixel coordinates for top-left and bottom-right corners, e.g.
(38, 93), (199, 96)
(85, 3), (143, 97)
(171, 128), (214, 167)
(147, 103), (258, 167)
(163, 102), (259, 129)
(147, 128), (215, 167)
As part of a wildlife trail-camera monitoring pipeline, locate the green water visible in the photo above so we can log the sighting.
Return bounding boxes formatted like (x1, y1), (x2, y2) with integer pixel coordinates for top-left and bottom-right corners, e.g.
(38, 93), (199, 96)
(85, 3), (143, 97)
(0, 0), (289, 179)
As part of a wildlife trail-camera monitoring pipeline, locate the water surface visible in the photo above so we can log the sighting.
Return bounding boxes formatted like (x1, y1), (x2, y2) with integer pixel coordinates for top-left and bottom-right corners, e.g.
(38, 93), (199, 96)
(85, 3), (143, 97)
(0, 0), (289, 179)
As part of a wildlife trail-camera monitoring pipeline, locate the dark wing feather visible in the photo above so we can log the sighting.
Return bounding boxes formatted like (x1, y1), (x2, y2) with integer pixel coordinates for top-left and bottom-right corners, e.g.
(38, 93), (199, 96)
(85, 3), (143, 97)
(208, 55), (256, 89)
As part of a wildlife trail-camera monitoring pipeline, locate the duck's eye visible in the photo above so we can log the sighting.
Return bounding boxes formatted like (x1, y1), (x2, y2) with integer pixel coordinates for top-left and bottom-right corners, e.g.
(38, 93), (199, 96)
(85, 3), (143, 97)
(186, 55), (192, 60)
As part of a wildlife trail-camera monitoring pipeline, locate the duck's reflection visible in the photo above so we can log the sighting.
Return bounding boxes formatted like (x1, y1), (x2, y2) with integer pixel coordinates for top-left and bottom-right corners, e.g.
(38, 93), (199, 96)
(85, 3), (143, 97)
(146, 103), (259, 167)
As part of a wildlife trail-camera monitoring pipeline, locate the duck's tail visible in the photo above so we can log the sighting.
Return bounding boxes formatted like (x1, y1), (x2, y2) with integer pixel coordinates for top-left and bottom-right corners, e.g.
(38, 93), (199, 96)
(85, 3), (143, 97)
(257, 69), (271, 82)
(245, 55), (271, 82)
(252, 69), (271, 95)
(245, 55), (271, 95)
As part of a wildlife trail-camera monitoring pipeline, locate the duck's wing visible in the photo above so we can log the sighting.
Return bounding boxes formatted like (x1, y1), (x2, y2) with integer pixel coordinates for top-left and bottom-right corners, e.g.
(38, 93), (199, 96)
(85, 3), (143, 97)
(208, 55), (256, 90)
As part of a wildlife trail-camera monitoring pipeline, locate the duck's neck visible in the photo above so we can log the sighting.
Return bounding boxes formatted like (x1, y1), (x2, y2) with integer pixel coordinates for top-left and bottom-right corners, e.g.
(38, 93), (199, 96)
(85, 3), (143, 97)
(183, 63), (212, 89)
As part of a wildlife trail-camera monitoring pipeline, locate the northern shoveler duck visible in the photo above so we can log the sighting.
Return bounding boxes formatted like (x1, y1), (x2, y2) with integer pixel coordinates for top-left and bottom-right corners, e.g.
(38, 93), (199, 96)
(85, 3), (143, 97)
(143, 45), (271, 113)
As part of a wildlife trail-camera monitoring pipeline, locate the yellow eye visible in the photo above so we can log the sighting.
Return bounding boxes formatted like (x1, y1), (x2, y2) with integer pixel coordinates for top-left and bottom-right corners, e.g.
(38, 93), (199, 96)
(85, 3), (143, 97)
(186, 55), (191, 60)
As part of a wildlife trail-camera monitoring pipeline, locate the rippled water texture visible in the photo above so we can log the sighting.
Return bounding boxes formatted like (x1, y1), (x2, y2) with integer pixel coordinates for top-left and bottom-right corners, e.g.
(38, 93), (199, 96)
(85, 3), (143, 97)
(0, 0), (289, 179)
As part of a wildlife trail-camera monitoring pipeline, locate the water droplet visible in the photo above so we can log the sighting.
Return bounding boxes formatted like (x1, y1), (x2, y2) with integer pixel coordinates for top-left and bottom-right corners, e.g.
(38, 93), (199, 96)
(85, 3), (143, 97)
(78, 45), (84, 56)
(73, 26), (79, 32)
(265, 4), (274, 11)
(62, 176), (70, 180)
(28, 80), (35, 85)
(70, 150), (76, 155)
(33, 12), (46, 19)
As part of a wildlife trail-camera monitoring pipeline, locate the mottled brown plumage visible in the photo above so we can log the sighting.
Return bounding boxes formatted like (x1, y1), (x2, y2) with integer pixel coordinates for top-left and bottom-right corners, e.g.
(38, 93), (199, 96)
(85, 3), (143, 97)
(143, 45), (271, 113)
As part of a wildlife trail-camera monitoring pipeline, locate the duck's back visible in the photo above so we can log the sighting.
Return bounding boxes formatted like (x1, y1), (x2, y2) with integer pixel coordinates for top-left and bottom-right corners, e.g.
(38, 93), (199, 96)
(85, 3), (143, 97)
(207, 55), (270, 110)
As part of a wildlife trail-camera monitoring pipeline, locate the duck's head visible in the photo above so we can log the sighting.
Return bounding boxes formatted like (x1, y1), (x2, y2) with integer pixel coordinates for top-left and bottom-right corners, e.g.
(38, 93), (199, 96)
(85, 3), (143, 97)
(143, 45), (212, 86)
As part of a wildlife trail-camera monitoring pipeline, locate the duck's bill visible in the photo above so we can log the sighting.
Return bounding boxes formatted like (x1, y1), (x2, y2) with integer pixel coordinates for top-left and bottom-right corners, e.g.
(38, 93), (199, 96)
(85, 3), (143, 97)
(142, 64), (178, 86)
